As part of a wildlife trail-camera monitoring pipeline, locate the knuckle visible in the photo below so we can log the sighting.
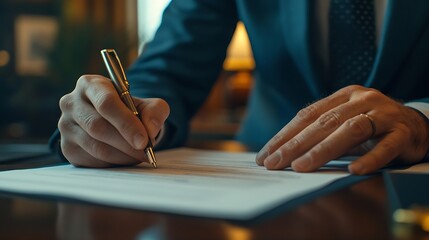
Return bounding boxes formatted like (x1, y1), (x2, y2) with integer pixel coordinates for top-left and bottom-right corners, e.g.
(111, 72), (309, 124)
(89, 141), (110, 160)
(285, 137), (302, 152)
(344, 117), (368, 139)
(82, 114), (105, 135)
(316, 111), (342, 131)
(340, 85), (362, 95)
(314, 143), (333, 158)
(77, 74), (95, 86)
(360, 89), (382, 103)
(59, 94), (74, 112)
(58, 116), (73, 133)
(77, 75), (112, 93)
(94, 91), (116, 114)
(345, 84), (362, 91)
(296, 104), (319, 124)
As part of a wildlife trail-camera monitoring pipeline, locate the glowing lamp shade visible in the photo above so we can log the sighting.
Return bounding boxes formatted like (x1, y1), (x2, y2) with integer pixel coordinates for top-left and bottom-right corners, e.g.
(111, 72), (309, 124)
(223, 22), (255, 71)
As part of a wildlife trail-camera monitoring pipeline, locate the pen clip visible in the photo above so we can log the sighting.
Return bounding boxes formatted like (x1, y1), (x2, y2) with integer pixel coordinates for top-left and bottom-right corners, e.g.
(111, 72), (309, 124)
(101, 48), (139, 117)
(100, 49), (130, 92)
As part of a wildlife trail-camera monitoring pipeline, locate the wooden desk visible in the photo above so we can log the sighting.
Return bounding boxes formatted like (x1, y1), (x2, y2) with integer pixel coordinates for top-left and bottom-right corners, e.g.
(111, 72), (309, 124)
(0, 143), (423, 239)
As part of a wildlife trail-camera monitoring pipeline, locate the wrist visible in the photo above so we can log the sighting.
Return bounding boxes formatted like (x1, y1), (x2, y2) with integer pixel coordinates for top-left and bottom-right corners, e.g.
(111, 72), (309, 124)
(406, 106), (429, 162)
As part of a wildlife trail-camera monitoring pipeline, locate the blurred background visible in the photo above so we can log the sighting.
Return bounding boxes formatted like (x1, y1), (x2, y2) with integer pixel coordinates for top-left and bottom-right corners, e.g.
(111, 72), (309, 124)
(0, 0), (254, 145)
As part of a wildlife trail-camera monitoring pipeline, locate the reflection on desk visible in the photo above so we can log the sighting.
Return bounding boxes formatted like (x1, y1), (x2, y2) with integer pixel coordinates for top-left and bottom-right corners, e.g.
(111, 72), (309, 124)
(0, 141), (426, 239)
(0, 174), (393, 239)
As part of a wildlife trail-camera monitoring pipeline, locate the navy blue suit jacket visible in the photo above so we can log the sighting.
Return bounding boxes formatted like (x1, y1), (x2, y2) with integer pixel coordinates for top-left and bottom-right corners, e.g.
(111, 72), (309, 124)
(126, 0), (429, 150)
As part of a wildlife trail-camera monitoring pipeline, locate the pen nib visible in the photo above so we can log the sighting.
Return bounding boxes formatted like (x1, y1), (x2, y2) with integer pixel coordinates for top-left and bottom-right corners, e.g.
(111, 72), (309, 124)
(145, 147), (157, 168)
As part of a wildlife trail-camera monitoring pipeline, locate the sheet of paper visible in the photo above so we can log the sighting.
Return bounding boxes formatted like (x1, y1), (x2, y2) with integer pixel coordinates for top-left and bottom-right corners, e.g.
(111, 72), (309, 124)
(391, 162), (429, 173)
(0, 148), (349, 219)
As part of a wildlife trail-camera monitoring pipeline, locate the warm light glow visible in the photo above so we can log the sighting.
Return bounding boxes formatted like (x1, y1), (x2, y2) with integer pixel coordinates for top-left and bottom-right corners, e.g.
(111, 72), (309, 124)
(217, 141), (248, 152)
(64, 0), (87, 24)
(223, 223), (251, 240)
(0, 50), (10, 67)
(422, 215), (429, 232)
(223, 22), (255, 71)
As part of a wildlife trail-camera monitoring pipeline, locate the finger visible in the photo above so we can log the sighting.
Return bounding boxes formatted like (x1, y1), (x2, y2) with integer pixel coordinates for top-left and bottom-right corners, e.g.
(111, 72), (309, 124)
(71, 100), (146, 162)
(65, 120), (143, 166)
(58, 117), (112, 167)
(263, 100), (370, 169)
(59, 92), (147, 163)
(76, 131), (143, 166)
(349, 131), (403, 175)
(134, 98), (170, 142)
(61, 140), (113, 168)
(346, 139), (378, 156)
(256, 88), (353, 165)
(290, 113), (381, 172)
(78, 75), (150, 150)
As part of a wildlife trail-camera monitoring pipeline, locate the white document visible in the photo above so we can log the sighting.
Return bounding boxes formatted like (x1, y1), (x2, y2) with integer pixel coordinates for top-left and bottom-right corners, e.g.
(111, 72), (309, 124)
(392, 162), (429, 173)
(0, 148), (350, 220)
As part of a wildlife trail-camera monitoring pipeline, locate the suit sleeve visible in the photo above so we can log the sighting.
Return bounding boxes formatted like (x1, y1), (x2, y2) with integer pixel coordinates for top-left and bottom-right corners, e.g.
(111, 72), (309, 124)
(126, 0), (238, 149)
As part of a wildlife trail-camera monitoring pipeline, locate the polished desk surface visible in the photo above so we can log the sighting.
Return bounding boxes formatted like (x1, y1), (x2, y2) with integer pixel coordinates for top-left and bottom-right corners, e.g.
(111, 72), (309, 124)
(0, 142), (425, 240)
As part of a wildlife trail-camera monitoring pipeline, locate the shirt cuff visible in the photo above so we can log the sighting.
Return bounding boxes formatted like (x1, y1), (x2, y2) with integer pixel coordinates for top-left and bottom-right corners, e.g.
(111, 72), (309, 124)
(404, 102), (429, 120)
(405, 102), (429, 162)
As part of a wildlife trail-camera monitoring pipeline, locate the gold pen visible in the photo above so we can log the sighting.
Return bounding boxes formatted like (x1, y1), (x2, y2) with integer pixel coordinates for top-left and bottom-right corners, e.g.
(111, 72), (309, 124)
(100, 49), (157, 168)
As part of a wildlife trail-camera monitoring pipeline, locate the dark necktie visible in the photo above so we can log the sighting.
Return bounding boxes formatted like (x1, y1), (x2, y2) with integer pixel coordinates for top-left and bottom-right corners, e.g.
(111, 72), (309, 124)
(329, 0), (376, 89)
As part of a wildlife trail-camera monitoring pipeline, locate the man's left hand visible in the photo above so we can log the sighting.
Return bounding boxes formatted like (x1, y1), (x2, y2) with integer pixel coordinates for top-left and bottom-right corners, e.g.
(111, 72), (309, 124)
(256, 85), (429, 175)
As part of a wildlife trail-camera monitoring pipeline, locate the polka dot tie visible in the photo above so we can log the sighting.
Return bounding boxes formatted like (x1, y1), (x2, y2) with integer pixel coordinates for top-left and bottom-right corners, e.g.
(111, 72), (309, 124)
(329, 0), (376, 89)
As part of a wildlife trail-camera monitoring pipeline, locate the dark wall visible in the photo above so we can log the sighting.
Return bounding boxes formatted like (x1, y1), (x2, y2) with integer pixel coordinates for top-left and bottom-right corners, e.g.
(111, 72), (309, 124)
(0, 0), (61, 142)
(0, 0), (136, 142)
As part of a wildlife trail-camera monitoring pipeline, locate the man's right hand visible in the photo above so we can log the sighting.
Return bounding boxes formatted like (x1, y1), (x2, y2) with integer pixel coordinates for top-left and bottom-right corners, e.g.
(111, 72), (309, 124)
(58, 75), (170, 167)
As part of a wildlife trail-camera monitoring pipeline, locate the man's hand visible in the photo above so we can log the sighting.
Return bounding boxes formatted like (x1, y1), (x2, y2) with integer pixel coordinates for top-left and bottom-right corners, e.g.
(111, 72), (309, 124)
(256, 85), (429, 175)
(58, 75), (170, 167)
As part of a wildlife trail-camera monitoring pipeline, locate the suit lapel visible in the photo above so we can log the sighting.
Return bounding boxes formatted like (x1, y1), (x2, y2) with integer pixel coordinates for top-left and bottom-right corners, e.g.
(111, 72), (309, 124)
(280, 0), (328, 98)
(367, 0), (429, 90)
(280, 0), (429, 95)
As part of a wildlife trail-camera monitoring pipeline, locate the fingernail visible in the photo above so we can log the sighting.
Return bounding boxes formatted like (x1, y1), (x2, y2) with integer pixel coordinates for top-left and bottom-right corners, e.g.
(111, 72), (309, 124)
(349, 162), (364, 174)
(256, 150), (268, 165)
(133, 133), (145, 150)
(264, 152), (281, 168)
(292, 158), (309, 171)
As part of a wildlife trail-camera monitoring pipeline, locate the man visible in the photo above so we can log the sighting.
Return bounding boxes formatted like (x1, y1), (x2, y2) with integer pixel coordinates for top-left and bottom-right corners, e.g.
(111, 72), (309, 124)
(53, 0), (429, 175)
